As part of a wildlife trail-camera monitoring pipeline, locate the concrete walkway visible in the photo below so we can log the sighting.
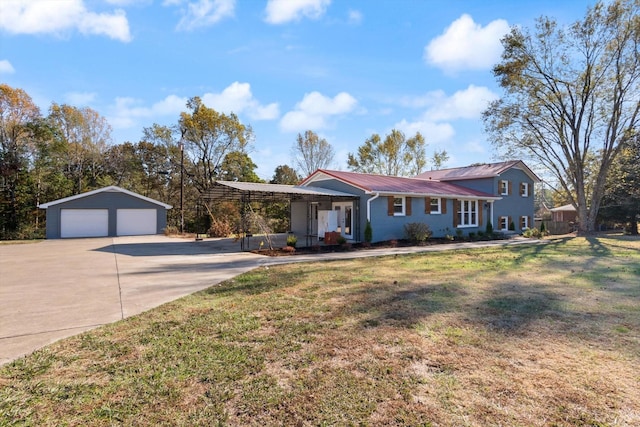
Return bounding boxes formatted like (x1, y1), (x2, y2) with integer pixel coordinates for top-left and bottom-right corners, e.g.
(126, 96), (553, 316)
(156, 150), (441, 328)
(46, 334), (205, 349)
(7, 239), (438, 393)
(0, 235), (543, 366)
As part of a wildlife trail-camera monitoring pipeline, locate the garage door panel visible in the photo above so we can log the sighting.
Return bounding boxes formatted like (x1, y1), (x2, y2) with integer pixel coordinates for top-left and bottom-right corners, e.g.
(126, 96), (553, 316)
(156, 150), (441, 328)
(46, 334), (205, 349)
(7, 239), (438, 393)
(61, 209), (109, 238)
(117, 209), (157, 236)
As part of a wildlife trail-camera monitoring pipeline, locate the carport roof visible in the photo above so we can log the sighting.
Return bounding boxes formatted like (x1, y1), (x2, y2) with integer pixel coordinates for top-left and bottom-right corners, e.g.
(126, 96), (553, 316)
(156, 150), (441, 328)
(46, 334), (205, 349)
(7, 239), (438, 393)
(200, 181), (358, 202)
(38, 186), (172, 209)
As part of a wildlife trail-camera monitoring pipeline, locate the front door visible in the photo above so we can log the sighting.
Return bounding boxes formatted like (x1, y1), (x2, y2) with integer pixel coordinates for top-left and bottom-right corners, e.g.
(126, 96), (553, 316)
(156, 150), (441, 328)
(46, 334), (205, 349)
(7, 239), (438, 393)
(332, 202), (353, 240)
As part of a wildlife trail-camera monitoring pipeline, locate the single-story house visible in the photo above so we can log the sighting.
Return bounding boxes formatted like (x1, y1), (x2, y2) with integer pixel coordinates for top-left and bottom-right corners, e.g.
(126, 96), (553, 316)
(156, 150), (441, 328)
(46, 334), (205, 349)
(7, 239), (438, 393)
(550, 204), (578, 223)
(38, 186), (172, 239)
(295, 160), (539, 242)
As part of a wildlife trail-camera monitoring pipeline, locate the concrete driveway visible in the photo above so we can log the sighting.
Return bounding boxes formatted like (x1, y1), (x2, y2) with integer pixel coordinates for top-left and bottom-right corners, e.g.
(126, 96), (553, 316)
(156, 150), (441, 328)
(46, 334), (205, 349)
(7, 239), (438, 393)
(0, 235), (271, 366)
(1, 234), (543, 366)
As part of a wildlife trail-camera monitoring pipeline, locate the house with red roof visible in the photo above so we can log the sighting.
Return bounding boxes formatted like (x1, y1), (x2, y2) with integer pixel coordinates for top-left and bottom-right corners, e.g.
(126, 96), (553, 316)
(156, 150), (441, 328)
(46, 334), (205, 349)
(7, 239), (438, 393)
(295, 160), (540, 243)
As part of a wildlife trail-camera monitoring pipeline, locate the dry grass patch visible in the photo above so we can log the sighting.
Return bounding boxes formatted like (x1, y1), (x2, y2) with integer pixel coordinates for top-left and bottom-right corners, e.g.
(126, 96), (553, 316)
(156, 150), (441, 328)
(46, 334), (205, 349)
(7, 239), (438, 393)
(1, 235), (639, 426)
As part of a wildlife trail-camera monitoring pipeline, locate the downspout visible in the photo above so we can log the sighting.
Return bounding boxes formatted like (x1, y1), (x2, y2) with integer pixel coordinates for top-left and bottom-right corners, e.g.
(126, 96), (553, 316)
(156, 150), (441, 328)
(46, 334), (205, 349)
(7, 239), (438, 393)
(366, 193), (380, 222)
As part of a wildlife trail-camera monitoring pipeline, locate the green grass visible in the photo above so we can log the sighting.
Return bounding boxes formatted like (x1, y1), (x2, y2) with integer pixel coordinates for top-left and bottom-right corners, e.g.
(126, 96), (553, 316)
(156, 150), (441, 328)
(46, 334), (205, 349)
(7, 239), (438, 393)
(1, 235), (639, 426)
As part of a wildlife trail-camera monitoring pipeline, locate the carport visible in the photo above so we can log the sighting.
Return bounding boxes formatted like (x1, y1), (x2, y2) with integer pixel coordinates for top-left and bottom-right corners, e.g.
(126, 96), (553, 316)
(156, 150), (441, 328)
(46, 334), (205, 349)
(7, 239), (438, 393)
(200, 181), (360, 249)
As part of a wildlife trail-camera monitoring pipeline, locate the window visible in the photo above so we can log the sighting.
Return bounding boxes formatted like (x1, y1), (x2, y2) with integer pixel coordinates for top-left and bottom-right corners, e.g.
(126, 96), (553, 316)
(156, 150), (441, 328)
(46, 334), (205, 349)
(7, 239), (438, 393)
(393, 197), (405, 216)
(499, 216), (509, 231)
(520, 182), (529, 197)
(500, 180), (509, 196)
(457, 200), (478, 227)
(430, 197), (441, 214)
(521, 216), (529, 230)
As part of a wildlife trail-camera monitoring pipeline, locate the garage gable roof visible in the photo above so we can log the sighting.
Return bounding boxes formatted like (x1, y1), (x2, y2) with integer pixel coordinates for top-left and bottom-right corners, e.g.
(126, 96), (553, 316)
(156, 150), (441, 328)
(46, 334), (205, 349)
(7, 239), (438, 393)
(38, 186), (172, 209)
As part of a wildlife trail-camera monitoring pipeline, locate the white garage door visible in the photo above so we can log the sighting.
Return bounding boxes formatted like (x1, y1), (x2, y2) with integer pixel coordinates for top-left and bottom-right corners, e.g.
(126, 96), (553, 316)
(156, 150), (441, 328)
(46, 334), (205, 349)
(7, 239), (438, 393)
(117, 209), (157, 236)
(61, 209), (109, 238)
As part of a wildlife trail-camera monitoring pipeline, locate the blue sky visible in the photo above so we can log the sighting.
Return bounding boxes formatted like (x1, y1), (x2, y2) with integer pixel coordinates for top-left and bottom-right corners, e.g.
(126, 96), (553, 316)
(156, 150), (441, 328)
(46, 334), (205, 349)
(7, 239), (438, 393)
(1, 0), (594, 180)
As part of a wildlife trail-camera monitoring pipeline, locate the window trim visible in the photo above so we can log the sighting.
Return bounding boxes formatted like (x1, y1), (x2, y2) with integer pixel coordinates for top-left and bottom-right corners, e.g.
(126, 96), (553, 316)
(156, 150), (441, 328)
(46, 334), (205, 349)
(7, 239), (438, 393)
(457, 200), (478, 227)
(521, 215), (529, 230)
(430, 197), (441, 214)
(393, 196), (405, 216)
(499, 216), (509, 231)
(521, 182), (529, 197)
(500, 180), (509, 196)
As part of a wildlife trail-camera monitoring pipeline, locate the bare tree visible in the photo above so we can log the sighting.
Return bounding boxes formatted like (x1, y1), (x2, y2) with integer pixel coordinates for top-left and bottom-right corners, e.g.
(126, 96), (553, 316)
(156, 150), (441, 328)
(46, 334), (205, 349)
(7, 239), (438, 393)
(484, 0), (640, 234)
(291, 130), (334, 176)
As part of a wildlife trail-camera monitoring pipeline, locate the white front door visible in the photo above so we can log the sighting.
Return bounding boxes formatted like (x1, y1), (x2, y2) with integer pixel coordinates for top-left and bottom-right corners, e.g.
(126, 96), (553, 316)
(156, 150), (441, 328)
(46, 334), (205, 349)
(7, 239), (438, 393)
(332, 202), (353, 240)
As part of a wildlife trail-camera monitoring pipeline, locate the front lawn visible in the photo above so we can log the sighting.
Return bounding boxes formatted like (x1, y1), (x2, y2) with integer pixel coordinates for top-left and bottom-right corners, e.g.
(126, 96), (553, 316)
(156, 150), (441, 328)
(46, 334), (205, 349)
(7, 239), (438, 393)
(1, 235), (639, 426)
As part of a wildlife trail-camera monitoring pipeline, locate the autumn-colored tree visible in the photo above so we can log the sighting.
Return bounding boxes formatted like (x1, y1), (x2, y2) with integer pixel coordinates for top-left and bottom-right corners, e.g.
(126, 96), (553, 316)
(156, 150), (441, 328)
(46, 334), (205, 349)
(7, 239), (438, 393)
(0, 84), (41, 236)
(179, 97), (253, 192)
(347, 129), (427, 176)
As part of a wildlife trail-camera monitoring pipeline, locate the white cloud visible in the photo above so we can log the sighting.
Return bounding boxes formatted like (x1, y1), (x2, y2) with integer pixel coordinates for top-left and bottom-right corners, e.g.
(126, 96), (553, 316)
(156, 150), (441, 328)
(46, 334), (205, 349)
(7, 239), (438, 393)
(264, 0), (330, 24)
(201, 82), (279, 120)
(425, 14), (509, 72)
(0, 60), (15, 74)
(0, 0), (132, 42)
(108, 95), (187, 129)
(394, 119), (455, 145)
(64, 91), (97, 106)
(399, 85), (498, 121)
(280, 91), (357, 132)
(424, 85), (499, 121)
(347, 9), (362, 25)
(172, 0), (235, 31)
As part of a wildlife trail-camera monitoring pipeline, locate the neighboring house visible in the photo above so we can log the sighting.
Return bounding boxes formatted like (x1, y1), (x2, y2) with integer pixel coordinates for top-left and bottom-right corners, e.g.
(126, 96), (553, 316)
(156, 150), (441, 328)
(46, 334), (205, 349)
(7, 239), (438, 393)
(295, 160), (539, 243)
(550, 204), (578, 223)
(39, 186), (172, 239)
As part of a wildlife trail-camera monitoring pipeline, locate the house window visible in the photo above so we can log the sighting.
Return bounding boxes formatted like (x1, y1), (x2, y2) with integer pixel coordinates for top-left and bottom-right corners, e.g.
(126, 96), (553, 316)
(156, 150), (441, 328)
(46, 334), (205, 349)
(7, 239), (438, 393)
(430, 197), (441, 214)
(499, 216), (509, 231)
(520, 182), (529, 197)
(393, 197), (405, 216)
(521, 216), (529, 230)
(458, 200), (478, 227)
(500, 180), (509, 196)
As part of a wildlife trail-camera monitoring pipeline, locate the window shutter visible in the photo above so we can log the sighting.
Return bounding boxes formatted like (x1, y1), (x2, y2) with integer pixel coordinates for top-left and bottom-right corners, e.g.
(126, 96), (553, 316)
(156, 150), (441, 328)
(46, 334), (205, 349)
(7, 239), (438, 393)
(508, 181), (512, 195)
(387, 197), (394, 216)
(441, 199), (447, 214)
(406, 197), (412, 216)
(478, 200), (484, 226)
(453, 199), (459, 227)
(425, 197), (431, 214)
(508, 216), (512, 229)
(520, 182), (525, 196)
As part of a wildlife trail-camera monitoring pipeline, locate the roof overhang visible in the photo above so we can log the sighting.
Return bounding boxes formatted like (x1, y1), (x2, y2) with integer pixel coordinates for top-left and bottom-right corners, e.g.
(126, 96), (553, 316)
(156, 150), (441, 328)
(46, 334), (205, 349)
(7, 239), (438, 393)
(38, 186), (172, 209)
(200, 181), (359, 202)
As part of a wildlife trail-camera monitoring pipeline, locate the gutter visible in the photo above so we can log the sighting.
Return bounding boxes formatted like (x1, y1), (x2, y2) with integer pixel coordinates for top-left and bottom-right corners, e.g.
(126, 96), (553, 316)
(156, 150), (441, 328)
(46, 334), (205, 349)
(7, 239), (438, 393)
(366, 193), (380, 222)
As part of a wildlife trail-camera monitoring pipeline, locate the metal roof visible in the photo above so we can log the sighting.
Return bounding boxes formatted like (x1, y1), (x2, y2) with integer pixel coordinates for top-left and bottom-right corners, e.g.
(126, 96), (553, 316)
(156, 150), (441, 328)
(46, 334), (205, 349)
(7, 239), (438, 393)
(38, 186), (172, 209)
(300, 170), (500, 200)
(200, 181), (358, 202)
(414, 160), (541, 183)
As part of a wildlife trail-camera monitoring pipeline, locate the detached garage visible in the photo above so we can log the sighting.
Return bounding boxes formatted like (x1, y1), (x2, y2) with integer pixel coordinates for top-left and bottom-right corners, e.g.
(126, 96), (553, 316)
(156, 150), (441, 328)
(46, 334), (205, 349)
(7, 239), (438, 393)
(39, 186), (172, 239)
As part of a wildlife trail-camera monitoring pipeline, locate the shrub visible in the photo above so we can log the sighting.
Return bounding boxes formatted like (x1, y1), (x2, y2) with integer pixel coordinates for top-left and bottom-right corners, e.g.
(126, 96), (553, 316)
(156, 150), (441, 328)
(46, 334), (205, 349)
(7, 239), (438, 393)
(404, 222), (432, 244)
(208, 217), (234, 237)
(163, 225), (179, 236)
(523, 228), (542, 238)
(455, 229), (464, 240)
(540, 221), (546, 233)
(282, 245), (296, 253)
(509, 221), (516, 231)
(364, 220), (373, 243)
(286, 234), (297, 248)
(337, 235), (347, 245)
(468, 231), (477, 240)
(485, 221), (493, 235)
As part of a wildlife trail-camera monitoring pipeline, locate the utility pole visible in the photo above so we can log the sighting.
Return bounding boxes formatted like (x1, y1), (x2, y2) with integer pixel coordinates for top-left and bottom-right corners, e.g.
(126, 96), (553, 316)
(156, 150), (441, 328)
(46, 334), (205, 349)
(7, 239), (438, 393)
(179, 138), (184, 234)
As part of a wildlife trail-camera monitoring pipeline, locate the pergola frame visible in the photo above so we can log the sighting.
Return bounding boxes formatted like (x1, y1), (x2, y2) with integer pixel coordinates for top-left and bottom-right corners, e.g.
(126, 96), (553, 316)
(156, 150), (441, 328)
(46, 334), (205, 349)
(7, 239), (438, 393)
(200, 181), (360, 250)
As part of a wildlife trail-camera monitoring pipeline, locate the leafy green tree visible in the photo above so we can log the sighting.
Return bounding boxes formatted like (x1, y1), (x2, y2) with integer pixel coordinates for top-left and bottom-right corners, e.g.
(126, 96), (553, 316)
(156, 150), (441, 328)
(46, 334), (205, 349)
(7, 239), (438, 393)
(48, 103), (112, 193)
(291, 130), (334, 177)
(0, 84), (41, 236)
(270, 165), (300, 185)
(484, 0), (640, 234)
(347, 129), (427, 176)
(179, 97), (253, 192)
(219, 151), (262, 183)
(599, 136), (640, 234)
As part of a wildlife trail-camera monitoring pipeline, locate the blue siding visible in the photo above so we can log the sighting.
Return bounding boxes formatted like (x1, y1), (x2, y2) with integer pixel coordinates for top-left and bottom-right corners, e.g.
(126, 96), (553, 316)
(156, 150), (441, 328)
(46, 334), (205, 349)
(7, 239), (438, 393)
(45, 192), (168, 239)
(491, 168), (535, 232)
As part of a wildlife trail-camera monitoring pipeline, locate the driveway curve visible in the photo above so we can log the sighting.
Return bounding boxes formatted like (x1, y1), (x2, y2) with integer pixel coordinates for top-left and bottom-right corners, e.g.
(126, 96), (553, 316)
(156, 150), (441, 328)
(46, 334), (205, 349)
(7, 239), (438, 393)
(0, 235), (543, 366)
